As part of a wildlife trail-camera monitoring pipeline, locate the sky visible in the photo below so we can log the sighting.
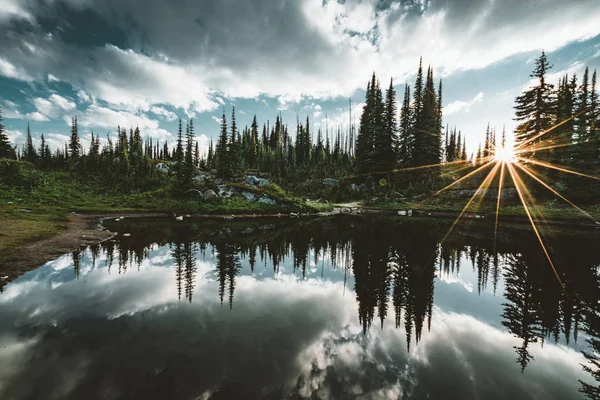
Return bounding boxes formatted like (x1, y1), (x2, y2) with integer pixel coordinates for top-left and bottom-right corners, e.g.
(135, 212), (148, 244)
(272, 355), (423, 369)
(1, 0), (600, 156)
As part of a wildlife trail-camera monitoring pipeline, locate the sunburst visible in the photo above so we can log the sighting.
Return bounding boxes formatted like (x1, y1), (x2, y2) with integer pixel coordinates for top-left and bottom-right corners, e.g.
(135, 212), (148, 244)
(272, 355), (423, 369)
(418, 117), (600, 294)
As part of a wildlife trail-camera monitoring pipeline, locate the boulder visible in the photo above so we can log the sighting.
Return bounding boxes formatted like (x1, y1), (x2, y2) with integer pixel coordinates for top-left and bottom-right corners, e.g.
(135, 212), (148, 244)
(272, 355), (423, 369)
(257, 178), (270, 187)
(193, 175), (206, 185)
(155, 162), (170, 172)
(258, 195), (276, 205)
(211, 169), (218, 175)
(203, 189), (218, 201)
(245, 175), (260, 186)
(241, 191), (256, 201)
(323, 178), (340, 186)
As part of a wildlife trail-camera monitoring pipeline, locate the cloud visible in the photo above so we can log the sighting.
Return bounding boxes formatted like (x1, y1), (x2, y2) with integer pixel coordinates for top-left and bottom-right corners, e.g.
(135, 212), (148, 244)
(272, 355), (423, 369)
(1, 0), (598, 112)
(77, 104), (171, 141)
(0, 58), (32, 81)
(47, 73), (59, 82)
(150, 106), (177, 121)
(0, 254), (589, 400)
(76, 90), (92, 104)
(444, 92), (484, 115)
(2, 103), (50, 122)
(32, 94), (76, 119)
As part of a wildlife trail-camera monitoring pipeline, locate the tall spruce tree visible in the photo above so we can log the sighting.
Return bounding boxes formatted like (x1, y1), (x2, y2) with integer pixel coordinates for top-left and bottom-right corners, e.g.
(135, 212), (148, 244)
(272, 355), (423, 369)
(398, 83), (412, 167)
(24, 122), (37, 163)
(216, 111), (230, 179)
(513, 50), (554, 159)
(372, 78), (397, 182)
(175, 118), (184, 164)
(0, 107), (16, 159)
(69, 116), (81, 158)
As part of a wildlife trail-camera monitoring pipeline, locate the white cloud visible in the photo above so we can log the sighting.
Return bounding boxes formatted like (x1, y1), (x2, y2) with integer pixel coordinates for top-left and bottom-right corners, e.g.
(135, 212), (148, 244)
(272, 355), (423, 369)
(76, 90), (91, 103)
(5, 129), (24, 145)
(150, 106), (177, 121)
(77, 104), (171, 141)
(444, 92), (484, 115)
(211, 116), (221, 124)
(0, 0), (598, 131)
(0, 57), (32, 81)
(0, 0), (32, 22)
(32, 94), (76, 119)
(27, 111), (49, 122)
(47, 73), (59, 82)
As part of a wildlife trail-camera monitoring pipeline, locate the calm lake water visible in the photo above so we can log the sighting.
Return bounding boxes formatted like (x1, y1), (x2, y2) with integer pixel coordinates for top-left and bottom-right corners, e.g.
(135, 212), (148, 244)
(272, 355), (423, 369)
(1, 215), (599, 400)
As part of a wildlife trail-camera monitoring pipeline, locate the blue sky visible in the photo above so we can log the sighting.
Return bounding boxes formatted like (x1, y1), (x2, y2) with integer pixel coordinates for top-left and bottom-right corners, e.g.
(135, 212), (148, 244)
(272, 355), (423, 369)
(1, 0), (600, 156)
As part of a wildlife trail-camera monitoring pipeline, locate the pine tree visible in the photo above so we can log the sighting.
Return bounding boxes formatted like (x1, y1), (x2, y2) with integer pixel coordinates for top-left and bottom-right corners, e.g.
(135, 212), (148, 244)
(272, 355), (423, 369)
(372, 78), (397, 182)
(250, 115), (259, 167)
(229, 105), (241, 176)
(0, 107), (16, 159)
(398, 84), (411, 167)
(410, 57), (425, 168)
(216, 111), (230, 179)
(69, 116), (81, 158)
(24, 122), (37, 163)
(513, 50), (554, 159)
(38, 133), (48, 167)
(357, 74), (379, 175)
(175, 118), (184, 164)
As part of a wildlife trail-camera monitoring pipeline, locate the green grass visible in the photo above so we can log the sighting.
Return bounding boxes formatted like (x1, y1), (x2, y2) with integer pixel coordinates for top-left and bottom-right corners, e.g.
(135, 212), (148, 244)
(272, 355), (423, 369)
(0, 167), (330, 259)
(364, 199), (600, 222)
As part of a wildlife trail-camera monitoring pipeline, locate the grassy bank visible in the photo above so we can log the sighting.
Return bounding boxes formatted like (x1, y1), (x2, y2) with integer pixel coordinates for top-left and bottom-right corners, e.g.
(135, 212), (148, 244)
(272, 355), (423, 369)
(361, 199), (600, 222)
(0, 168), (333, 263)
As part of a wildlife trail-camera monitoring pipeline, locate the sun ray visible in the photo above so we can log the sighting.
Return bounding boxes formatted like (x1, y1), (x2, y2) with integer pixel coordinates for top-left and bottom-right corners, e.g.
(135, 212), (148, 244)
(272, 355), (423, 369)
(515, 157), (600, 181)
(514, 108), (588, 151)
(427, 159), (495, 199)
(438, 161), (502, 246)
(493, 161), (506, 254)
(416, 161), (502, 285)
(506, 162), (568, 297)
(514, 163), (597, 223)
(441, 162), (479, 177)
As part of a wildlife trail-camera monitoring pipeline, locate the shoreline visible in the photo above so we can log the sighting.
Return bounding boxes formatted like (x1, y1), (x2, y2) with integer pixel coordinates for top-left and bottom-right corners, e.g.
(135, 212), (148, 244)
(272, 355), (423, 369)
(2, 206), (599, 292)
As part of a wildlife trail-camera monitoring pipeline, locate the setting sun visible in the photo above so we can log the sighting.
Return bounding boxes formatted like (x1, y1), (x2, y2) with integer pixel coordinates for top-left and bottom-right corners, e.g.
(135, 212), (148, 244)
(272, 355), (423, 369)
(494, 146), (515, 163)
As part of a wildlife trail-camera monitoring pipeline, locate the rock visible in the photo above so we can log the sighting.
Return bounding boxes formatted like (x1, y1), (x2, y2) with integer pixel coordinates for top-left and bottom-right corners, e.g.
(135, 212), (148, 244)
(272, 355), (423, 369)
(323, 178), (340, 186)
(185, 214), (191, 218)
(203, 189), (218, 201)
(245, 175), (260, 186)
(407, 210), (413, 216)
(175, 216), (183, 221)
(241, 191), (256, 201)
(122, 233), (131, 237)
(193, 175), (206, 184)
(257, 178), (270, 186)
(1, 276), (8, 280)
(398, 210), (407, 216)
(290, 212), (299, 218)
(258, 195), (276, 205)
(155, 163), (170, 173)
(115, 218), (120, 221)
(16, 208), (32, 213)
(211, 169), (218, 175)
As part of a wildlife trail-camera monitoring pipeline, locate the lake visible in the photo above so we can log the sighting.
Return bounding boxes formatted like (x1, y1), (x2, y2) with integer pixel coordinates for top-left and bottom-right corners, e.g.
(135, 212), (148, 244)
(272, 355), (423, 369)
(1, 215), (599, 400)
